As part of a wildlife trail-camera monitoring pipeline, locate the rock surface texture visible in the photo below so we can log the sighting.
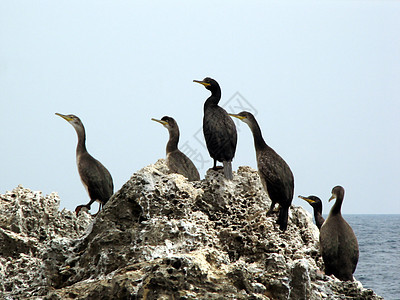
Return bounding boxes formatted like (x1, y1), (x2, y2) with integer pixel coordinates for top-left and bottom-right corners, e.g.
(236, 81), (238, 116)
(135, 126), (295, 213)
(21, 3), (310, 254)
(0, 160), (382, 299)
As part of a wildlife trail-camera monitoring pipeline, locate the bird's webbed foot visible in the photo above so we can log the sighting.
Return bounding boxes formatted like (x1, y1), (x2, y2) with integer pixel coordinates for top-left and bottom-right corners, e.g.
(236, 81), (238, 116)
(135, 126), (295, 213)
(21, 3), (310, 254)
(266, 203), (279, 216)
(75, 204), (91, 216)
(212, 166), (224, 171)
(211, 159), (223, 171)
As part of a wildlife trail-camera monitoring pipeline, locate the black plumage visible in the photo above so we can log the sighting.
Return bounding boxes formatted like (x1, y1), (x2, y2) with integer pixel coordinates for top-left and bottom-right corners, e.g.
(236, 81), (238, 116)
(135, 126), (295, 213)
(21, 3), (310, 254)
(298, 195), (325, 229)
(320, 186), (359, 281)
(152, 116), (200, 181)
(230, 111), (294, 231)
(56, 113), (114, 216)
(193, 77), (237, 180)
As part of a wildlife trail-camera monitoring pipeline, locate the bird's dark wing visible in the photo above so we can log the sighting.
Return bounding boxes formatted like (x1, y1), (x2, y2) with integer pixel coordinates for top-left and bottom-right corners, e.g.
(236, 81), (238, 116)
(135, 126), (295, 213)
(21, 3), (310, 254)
(320, 220), (340, 275)
(203, 106), (237, 162)
(167, 150), (200, 181)
(78, 152), (114, 204)
(257, 148), (294, 207)
(340, 220), (359, 274)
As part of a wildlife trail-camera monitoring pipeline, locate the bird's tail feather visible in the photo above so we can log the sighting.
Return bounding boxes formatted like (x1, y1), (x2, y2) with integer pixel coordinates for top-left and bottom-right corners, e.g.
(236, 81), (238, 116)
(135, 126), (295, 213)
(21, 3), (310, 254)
(223, 161), (233, 180)
(278, 206), (289, 232)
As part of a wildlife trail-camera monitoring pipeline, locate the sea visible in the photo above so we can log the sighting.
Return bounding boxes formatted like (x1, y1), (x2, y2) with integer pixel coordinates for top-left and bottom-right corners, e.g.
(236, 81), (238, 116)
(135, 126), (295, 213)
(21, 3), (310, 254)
(342, 215), (400, 300)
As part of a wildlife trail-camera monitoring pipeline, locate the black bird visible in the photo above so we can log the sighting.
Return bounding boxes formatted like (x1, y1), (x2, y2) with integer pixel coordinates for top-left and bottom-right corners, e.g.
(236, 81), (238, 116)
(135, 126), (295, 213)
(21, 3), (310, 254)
(229, 111), (294, 231)
(320, 186), (359, 281)
(56, 113), (114, 216)
(152, 116), (200, 181)
(298, 195), (325, 229)
(193, 77), (237, 180)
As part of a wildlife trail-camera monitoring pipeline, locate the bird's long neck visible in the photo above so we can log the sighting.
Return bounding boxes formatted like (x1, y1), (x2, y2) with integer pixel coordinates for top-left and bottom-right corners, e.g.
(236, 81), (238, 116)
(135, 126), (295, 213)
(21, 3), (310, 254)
(330, 194), (344, 216)
(74, 125), (87, 155)
(314, 208), (325, 229)
(166, 127), (179, 154)
(249, 119), (268, 151)
(315, 214), (325, 229)
(204, 88), (222, 109)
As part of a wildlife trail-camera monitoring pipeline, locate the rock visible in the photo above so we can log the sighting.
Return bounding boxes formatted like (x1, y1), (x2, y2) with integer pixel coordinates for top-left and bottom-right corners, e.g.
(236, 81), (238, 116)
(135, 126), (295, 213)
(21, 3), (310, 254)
(0, 161), (383, 299)
(0, 185), (92, 298)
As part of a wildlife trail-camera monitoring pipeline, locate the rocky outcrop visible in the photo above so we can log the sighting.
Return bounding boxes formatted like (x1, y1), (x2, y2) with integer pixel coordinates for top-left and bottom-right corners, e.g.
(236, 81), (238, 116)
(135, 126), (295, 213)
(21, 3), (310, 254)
(0, 160), (382, 299)
(0, 185), (92, 298)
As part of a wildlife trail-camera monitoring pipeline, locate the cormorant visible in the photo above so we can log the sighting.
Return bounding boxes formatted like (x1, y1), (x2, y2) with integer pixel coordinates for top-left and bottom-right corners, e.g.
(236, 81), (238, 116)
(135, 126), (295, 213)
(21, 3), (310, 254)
(193, 77), (237, 180)
(56, 113), (114, 216)
(152, 116), (200, 181)
(320, 186), (359, 281)
(229, 111), (294, 231)
(298, 195), (325, 229)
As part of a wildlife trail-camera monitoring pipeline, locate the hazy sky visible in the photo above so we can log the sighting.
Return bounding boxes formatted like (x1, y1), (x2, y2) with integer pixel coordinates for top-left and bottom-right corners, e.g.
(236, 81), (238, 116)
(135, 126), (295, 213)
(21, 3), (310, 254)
(1, 1), (399, 215)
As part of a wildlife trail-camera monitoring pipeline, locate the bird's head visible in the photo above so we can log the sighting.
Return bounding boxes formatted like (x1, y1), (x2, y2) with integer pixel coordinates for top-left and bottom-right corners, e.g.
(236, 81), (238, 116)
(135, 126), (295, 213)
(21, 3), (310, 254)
(298, 195), (323, 210)
(228, 111), (255, 126)
(329, 185), (344, 202)
(56, 113), (83, 131)
(151, 116), (177, 130)
(193, 77), (219, 92)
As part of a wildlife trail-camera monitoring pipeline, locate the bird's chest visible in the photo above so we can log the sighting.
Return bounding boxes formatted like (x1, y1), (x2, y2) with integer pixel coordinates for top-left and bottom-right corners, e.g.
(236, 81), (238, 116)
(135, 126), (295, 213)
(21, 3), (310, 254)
(76, 155), (83, 171)
(204, 108), (231, 135)
(76, 155), (89, 188)
(204, 107), (225, 121)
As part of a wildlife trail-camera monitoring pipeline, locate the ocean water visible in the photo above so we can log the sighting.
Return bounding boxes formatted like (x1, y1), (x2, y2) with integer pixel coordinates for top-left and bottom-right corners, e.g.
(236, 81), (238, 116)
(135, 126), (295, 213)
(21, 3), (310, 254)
(344, 215), (400, 300)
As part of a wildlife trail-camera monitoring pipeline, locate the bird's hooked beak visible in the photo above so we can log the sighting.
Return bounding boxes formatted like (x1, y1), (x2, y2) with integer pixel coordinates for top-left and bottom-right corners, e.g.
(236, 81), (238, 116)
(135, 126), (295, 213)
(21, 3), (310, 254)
(329, 193), (336, 202)
(55, 113), (73, 122)
(151, 118), (168, 126)
(298, 195), (316, 204)
(193, 79), (211, 87)
(228, 113), (246, 121)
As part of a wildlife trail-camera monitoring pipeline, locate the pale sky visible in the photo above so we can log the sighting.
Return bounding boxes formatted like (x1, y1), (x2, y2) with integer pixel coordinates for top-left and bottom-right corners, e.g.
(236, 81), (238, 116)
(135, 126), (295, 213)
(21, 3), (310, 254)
(1, 1), (399, 215)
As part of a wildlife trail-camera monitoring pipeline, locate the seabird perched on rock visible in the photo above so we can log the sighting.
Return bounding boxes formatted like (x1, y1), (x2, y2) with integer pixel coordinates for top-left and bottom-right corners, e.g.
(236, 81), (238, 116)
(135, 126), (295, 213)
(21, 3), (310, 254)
(152, 116), (200, 181)
(56, 113), (114, 216)
(320, 186), (359, 281)
(193, 77), (237, 180)
(229, 111), (294, 231)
